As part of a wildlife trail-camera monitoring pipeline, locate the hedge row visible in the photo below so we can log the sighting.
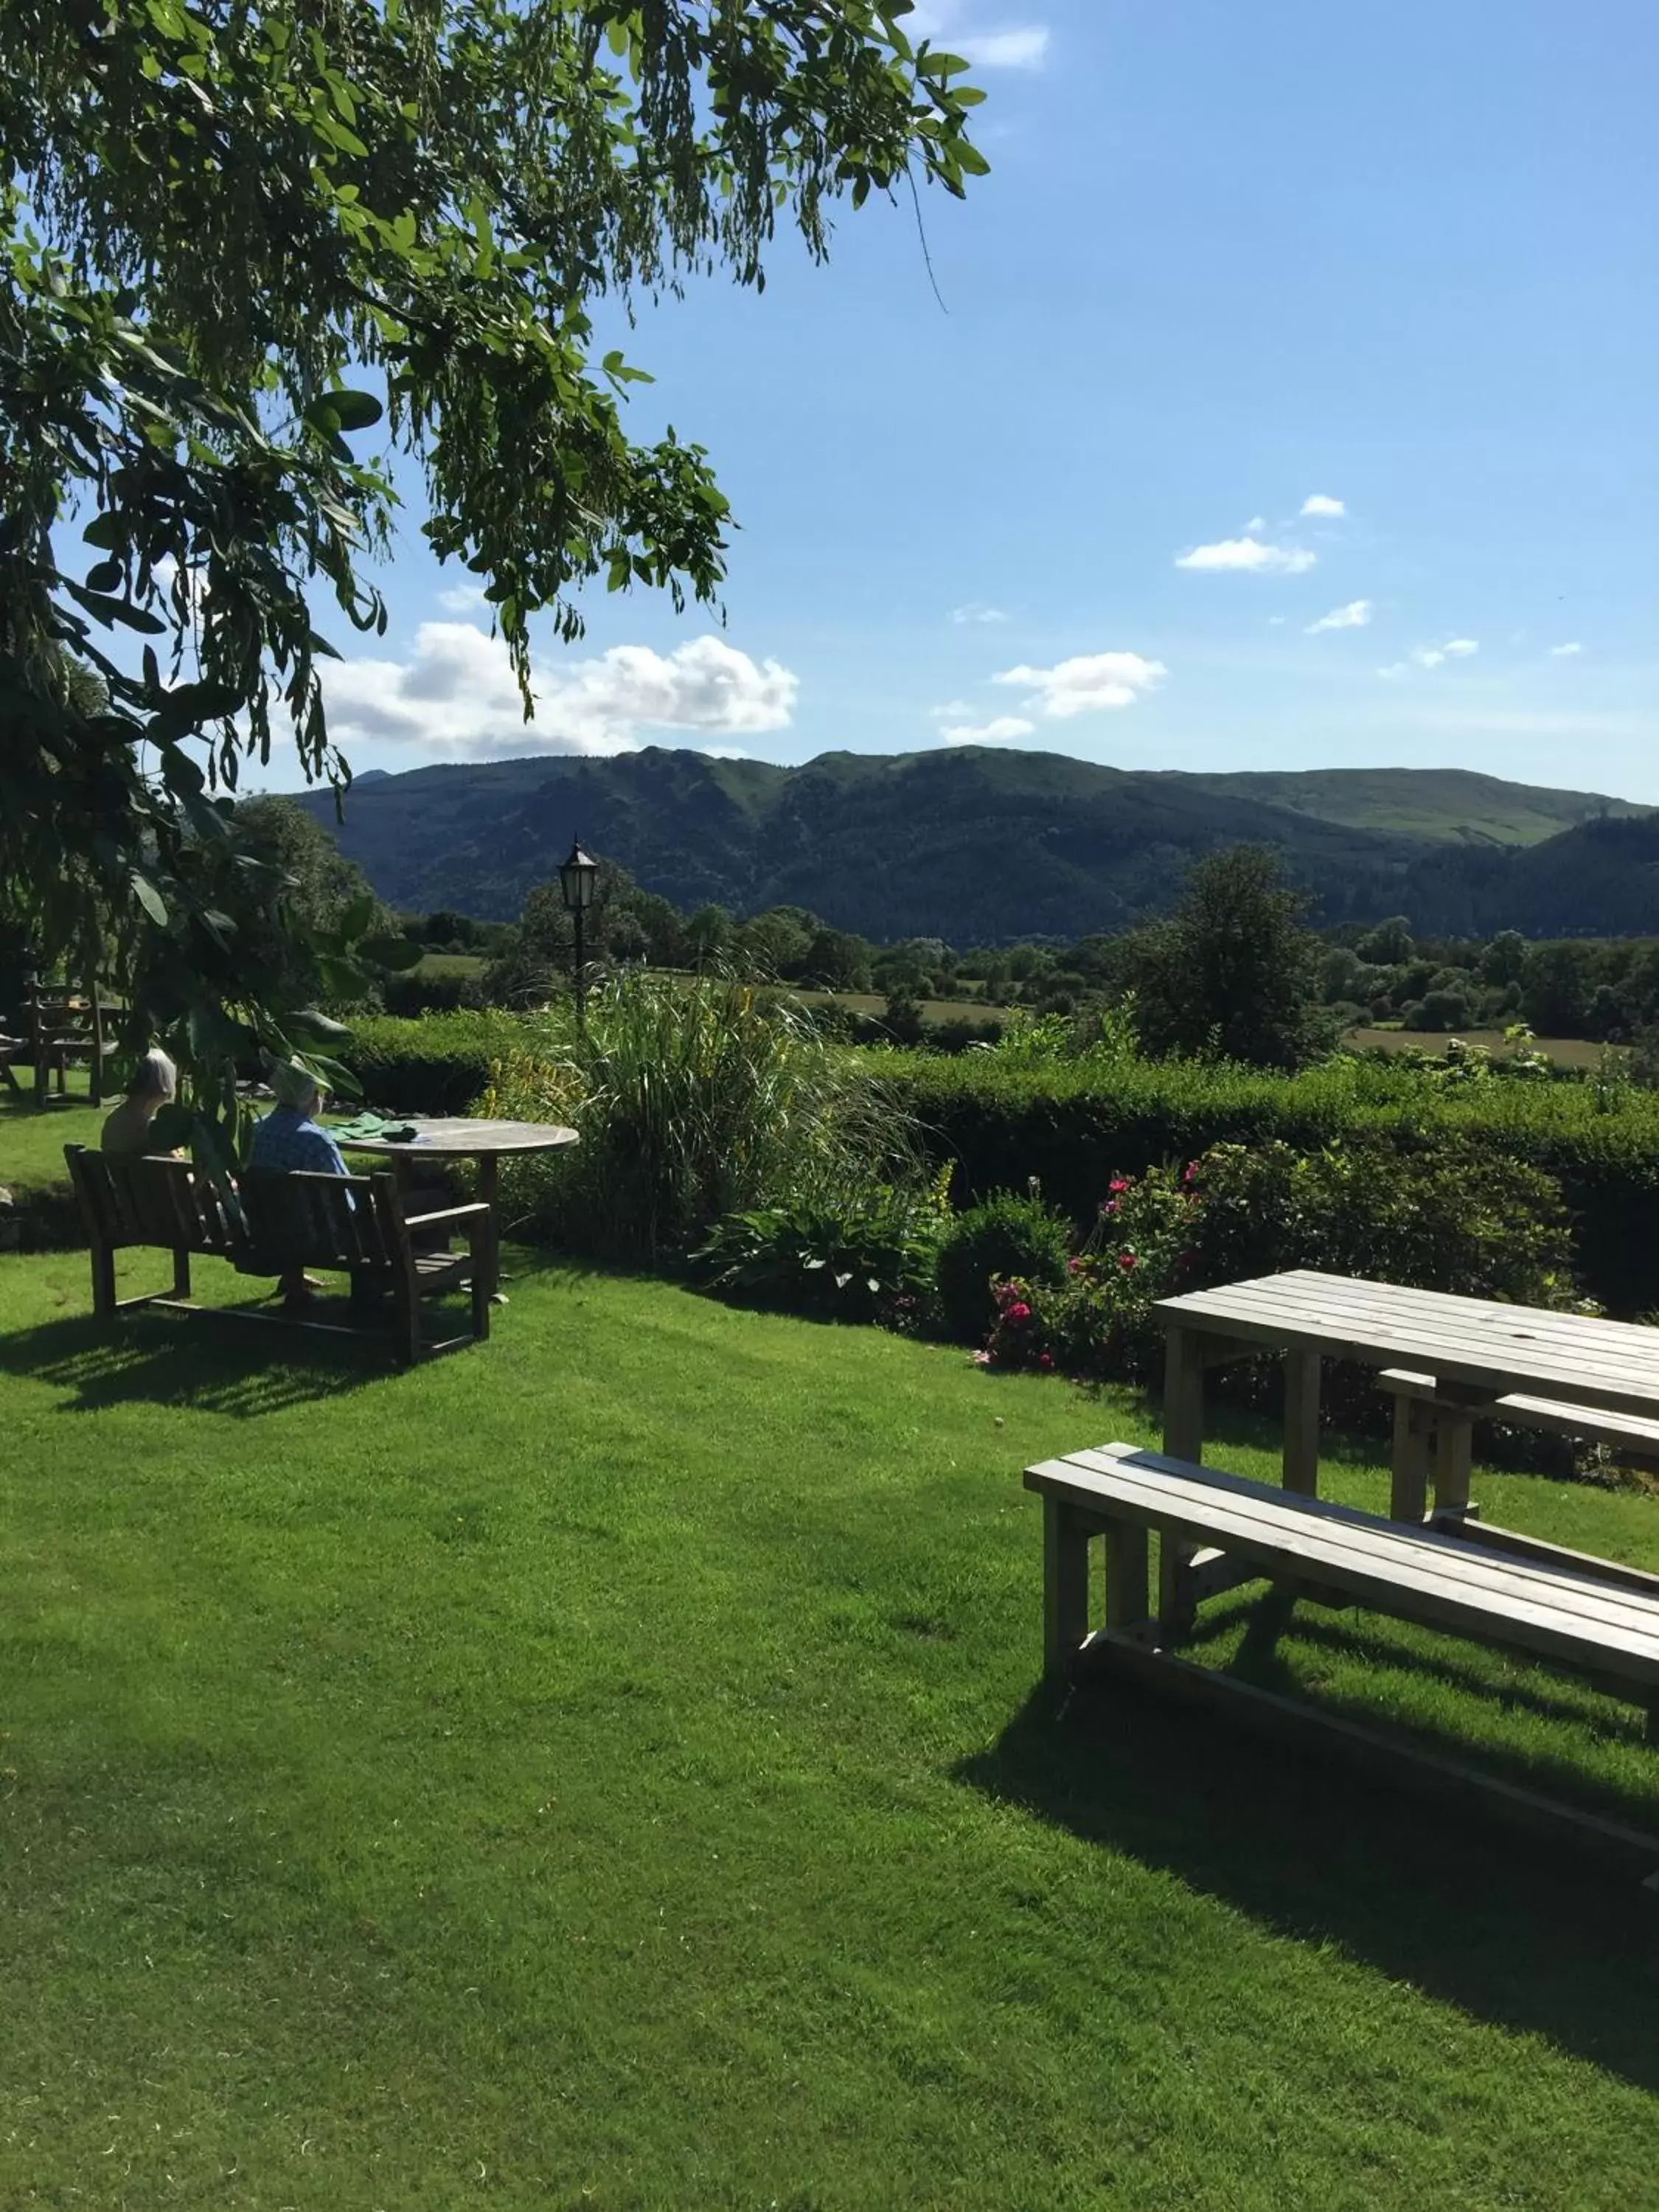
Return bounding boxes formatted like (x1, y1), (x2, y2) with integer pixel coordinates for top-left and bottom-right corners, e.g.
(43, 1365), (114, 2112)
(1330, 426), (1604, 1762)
(335, 1015), (1659, 1315)
(338, 1011), (528, 1116)
(874, 1051), (1659, 1316)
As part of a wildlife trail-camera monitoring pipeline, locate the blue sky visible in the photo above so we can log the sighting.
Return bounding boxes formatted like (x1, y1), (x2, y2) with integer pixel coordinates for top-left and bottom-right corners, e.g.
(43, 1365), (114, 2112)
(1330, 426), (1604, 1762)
(310, 0), (1659, 800)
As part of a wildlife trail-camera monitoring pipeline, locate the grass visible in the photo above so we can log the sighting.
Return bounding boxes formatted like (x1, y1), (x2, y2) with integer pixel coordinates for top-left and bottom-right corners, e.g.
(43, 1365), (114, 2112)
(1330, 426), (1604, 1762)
(0, 1075), (105, 1196)
(414, 952), (489, 981)
(5, 1255), (1659, 2205)
(785, 987), (1006, 1026)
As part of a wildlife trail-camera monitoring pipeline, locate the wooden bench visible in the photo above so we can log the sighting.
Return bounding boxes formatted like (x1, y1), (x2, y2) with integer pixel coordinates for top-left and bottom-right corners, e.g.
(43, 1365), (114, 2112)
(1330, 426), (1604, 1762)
(65, 1146), (493, 1366)
(1377, 1368), (1659, 1599)
(1025, 1441), (1659, 1879)
(239, 1169), (493, 1363)
(65, 1144), (256, 1307)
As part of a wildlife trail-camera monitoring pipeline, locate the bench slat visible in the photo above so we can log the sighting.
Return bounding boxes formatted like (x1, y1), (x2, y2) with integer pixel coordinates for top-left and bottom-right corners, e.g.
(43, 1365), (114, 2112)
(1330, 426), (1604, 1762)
(1379, 1368), (1659, 1451)
(1043, 1444), (1659, 1638)
(1026, 1446), (1659, 1686)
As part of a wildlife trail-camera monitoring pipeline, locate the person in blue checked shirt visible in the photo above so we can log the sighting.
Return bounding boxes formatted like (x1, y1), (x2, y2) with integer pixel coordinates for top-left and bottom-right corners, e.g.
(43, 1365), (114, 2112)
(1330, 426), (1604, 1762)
(251, 1058), (349, 1304)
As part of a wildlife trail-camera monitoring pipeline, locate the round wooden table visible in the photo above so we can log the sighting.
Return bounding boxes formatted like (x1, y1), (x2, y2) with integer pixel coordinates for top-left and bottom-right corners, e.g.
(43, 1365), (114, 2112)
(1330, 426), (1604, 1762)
(333, 1117), (580, 1294)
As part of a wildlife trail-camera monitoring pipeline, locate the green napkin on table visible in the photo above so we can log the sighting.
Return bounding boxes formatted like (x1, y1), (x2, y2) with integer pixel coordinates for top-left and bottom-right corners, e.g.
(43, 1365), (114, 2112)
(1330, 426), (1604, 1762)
(330, 1113), (420, 1143)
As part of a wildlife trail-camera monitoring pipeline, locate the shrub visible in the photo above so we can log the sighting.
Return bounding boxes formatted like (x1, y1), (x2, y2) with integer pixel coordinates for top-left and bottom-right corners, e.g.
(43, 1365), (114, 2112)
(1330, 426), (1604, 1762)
(933, 1189), (1074, 1343)
(480, 972), (911, 1264)
(380, 967), (487, 1018)
(874, 1047), (1659, 1314)
(976, 1135), (1577, 1386)
(692, 1172), (950, 1327)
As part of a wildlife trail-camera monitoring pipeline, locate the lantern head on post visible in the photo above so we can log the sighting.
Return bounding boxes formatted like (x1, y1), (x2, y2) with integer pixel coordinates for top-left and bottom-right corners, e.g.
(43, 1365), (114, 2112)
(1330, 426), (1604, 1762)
(558, 839), (599, 914)
(558, 838), (599, 1030)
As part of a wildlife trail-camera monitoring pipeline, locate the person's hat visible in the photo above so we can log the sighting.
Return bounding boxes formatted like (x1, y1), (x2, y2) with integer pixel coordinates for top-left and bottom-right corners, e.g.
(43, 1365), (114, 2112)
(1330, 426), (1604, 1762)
(271, 1059), (321, 1110)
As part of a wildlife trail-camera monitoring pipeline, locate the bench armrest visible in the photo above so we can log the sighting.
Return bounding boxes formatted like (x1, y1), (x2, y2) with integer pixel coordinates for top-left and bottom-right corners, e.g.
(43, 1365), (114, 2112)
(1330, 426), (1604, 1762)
(404, 1200), (492, 1231)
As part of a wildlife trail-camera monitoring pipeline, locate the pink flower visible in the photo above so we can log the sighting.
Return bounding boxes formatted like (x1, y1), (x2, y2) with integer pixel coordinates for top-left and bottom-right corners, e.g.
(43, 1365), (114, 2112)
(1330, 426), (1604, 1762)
(1182, 1161), (1200, 1186)
(1038, 1352), (1055, 1372)
(1118, 1251), (1138, 1271)
(971, 1349), (992, 1367)
(1109, 1175), (1130, 1194)
(1067, 1256), (1082, 1275)
(1006, 1300), (1032, 1324)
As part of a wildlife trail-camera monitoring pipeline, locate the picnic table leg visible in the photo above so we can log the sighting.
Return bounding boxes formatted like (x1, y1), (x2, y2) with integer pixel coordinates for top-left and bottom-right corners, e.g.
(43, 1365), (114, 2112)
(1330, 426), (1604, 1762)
(1159, 1326), (1206, 1637)
(1433, 1408), (1475, 1525)
(1283, 1349), (1321, 1496)
(1103, 1517), (1150, 1636)
(1391, 1394), (1432, 1523)
(1043, 1496), (1091, 1671)
(476, 1154), (502, 1302)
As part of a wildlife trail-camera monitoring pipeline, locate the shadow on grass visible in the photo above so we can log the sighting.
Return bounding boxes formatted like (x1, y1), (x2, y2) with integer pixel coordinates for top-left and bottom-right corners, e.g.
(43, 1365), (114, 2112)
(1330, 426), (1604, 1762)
(961, 1609), (1659, 2096)
(1189, 1587), (1640, 1741)
(0, 1307), (389, 1416)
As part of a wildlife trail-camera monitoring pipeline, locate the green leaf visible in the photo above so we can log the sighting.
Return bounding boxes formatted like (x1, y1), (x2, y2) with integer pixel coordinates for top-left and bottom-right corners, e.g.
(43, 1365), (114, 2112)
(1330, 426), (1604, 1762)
(68, 584), (166, 634)
(338, 891), (376, 940)
(305, 388), (382, 435)
(286, 1006), (353, 1042)
(131, 872), (169, 925)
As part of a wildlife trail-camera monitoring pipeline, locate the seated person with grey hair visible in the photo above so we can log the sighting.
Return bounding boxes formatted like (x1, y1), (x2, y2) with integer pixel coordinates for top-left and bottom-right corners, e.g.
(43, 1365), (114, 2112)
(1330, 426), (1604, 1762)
(251, 1059), (349, 1305)
(100, 1048), (179, 1157)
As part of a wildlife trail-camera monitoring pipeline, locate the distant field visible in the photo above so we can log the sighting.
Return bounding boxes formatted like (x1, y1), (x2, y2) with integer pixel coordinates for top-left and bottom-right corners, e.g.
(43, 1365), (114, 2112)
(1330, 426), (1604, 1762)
(786, 987), (1004, 1026)
(1347, 1026), (1602, 1069)
(414, 952), (487, 981)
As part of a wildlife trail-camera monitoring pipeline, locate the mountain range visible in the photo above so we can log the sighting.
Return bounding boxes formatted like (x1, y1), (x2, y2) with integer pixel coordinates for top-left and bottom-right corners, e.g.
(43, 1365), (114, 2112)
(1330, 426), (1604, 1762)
(296, 748), (1659, 942)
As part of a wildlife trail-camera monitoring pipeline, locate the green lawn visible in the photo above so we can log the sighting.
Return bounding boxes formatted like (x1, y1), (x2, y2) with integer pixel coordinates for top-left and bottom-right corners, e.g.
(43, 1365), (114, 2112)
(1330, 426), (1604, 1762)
(4, 1253), (1659, 2207)
(0, 1079), (105, 1196)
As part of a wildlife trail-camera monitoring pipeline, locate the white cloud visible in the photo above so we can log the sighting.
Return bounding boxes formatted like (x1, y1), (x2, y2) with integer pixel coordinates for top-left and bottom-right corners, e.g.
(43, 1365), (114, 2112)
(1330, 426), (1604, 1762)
(437, 580), (490, 613)
(962, 26), (1049, 67)
(993, 650), (1166, 717)
(1175, 537), (1316, 574)
(928, 698), (974, 720)
(322, 624), (798, 757)
(1299, 493), (1346, 518)
(1550, 640), (1584, 657)
(1242, 515), (1267, 535)
(909, 4), (1050, 69)
(1376, 664), (1408, 680)
(1267, 615), (1287, 626)
(1305, 598), (1373, 636)
(938, 715), (1037, 743)
(950, 601), (1010, 625)
(1404, 637), (1479, 672)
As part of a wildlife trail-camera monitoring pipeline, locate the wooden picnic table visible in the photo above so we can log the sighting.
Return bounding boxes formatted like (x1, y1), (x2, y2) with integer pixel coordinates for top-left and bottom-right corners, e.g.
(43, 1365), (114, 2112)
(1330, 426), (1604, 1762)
(1152, 1269), (1659, 1615)
(333, 1116), (579, 1297)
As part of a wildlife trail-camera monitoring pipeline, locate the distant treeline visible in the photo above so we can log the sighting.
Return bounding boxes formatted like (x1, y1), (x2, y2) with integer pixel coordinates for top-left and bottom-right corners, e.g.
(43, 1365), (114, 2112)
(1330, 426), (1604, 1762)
(394, 869), (1659, 1048)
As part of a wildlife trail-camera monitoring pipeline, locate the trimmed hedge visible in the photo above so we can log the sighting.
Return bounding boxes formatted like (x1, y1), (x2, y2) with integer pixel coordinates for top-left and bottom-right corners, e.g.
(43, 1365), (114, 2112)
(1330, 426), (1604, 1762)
(337, 1011), (533, 1116)
(330, 1014), (1659, 1314)
(876, 1051), (1659, 1316)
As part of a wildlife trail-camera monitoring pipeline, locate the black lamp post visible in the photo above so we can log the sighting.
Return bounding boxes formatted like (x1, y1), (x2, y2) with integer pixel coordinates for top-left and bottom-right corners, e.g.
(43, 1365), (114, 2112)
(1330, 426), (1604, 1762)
(558, 837), (599, 1029)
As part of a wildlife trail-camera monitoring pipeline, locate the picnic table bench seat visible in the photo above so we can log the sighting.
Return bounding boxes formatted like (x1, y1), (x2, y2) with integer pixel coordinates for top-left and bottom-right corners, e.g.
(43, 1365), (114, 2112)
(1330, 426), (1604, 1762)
(63, 1144), (493, 1366)
(1026, 1441), (1659, 1881)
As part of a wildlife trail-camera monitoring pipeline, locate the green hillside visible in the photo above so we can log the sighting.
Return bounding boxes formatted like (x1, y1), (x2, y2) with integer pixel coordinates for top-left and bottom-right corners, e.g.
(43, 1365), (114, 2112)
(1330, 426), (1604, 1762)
(292, 748), (1657, 940)
(1181, 766), (1641, 846)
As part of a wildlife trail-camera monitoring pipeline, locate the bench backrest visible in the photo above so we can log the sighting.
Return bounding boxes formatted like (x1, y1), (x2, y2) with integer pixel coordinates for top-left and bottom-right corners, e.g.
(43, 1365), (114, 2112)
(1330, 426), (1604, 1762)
(64, 1144), (248, 1258)
(238, 1169), (399, 1272)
